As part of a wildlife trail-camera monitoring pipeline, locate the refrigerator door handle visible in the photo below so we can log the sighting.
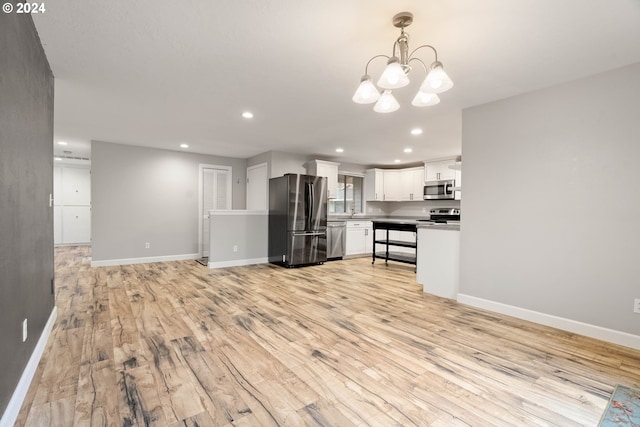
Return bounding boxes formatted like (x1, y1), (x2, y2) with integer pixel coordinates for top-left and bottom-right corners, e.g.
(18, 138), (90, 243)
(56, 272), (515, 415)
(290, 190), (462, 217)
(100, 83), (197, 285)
(305, 182), (313, 230)
(293, 231), (325, 237)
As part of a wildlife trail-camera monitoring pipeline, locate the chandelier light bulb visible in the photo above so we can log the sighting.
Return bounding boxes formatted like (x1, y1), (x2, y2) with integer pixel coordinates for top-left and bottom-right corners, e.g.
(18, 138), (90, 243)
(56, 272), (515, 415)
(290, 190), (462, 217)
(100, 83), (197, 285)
(377, 58), (410, 89)
(352, 75), (381, 104)
(411, 91), (440, 107)
(421, 62), (454, 94)
(373, 90), (400, 113)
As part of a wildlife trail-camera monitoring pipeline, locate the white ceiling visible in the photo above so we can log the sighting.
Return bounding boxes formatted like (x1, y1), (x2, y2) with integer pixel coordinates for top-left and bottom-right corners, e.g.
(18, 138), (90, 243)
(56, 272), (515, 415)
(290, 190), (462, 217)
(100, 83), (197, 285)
(34, 0), (640, 166)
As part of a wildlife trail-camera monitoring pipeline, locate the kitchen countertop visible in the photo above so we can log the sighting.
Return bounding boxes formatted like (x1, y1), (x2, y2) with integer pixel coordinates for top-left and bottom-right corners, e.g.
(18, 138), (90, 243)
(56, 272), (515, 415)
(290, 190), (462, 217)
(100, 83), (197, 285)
(328, 215), (460, 230)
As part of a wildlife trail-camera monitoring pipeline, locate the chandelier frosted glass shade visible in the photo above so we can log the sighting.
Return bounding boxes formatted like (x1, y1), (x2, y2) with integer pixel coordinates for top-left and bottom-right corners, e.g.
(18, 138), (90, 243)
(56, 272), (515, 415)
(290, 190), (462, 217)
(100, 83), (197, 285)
(352, 12), (453, 113)
(411, 91), (440, 107)
(352, 76), (381, 104)
(373, 90), (400, 113)
(421, 62), (454, 94)
(377, 58), (410, 89)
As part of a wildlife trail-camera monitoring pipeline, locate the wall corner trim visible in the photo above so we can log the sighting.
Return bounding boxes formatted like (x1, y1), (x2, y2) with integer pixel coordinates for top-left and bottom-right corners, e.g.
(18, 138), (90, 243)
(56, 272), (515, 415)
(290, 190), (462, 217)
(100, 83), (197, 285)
(457, 294), (640, 351)
(0, 307), (57, 427)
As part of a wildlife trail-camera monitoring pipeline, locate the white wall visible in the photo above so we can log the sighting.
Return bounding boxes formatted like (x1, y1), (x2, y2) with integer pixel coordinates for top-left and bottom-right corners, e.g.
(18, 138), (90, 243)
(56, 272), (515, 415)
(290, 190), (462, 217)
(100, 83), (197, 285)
(460, 63), (640, 344)
(91, 141), (247, 264)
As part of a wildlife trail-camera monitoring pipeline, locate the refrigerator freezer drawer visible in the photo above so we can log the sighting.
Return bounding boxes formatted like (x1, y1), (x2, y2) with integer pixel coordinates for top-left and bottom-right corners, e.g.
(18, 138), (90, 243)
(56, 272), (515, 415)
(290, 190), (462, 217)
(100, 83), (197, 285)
(287, 231), (327, 266)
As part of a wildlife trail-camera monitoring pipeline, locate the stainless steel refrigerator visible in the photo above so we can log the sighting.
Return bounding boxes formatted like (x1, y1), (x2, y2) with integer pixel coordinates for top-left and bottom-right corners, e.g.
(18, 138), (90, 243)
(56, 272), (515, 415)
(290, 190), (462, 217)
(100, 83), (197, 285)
(268, 174), (327, 267)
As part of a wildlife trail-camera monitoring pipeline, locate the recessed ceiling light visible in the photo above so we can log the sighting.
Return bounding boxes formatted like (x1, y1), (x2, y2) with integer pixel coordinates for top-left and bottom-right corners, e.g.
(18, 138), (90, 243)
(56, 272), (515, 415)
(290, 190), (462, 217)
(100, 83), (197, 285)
(335, 148), (344, 153)
(54, 157), (62, 161)
(404, 148), (413, 153)
(57, 141), (68, 145)
(411, 128), (423, 136)
(394, 159), (401, 163)
(180, 143), (189, 148)
(242, 111), (254, 119)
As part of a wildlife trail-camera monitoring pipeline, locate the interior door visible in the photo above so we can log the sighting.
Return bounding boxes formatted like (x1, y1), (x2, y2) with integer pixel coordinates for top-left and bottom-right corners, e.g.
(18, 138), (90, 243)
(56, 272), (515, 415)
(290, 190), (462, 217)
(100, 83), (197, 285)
(246, 162), (268, 211)
(201, 166), (231, 257)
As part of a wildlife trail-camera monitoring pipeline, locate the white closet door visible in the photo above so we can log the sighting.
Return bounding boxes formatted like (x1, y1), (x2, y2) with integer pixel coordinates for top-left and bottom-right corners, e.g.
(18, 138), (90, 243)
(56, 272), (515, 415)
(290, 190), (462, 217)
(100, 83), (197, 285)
(202, 167), (231, 256)
(53, 166), (62, 206)
(246, 163), (268, 211)
(62, 206), (91, 243)
(62, 168), (91, 205)
(53, 205), (62, 244)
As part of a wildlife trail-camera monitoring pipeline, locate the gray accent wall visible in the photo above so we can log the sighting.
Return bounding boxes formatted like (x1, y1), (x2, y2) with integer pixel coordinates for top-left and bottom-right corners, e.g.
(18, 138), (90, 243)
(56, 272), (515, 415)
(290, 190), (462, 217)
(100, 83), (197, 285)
(460, 63), (640, 336)
(0, 8), (55, 416)
(208, 212), (268, 265)
(91, 141), (247, 262)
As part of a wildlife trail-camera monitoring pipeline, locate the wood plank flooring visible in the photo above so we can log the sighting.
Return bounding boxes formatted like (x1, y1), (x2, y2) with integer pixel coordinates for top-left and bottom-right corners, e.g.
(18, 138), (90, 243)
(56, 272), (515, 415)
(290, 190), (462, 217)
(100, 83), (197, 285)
(15, 245), (640, 426)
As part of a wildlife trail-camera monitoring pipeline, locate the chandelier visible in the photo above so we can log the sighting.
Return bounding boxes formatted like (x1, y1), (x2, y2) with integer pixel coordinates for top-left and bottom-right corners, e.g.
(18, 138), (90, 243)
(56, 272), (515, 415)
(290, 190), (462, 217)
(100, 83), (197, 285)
(352, 12), (453, 113)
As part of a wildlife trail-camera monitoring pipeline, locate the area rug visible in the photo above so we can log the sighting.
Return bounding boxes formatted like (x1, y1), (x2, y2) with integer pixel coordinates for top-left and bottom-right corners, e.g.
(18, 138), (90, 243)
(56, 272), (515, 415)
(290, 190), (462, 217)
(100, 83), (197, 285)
(599, 385), (640, 426)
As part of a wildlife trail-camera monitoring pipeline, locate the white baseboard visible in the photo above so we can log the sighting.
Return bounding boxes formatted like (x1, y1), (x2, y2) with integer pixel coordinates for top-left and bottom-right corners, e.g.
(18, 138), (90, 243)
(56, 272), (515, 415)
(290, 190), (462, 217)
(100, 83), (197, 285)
(0, 307), (57, 427)
(457, 294), (640, 350)
(208, 257), (268, 269)
(91, 253), (200, 267)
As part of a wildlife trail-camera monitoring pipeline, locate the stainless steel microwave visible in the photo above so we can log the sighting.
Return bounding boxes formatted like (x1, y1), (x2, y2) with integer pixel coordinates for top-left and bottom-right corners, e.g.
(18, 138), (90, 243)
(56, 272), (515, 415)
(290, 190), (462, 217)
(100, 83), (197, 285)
(423, 180), (455, 200)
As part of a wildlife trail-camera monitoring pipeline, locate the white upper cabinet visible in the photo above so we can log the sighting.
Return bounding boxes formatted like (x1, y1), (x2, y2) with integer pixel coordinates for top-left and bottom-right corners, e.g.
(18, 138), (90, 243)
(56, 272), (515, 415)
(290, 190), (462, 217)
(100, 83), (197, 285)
(307, 160), (340, 199)
(400, 167), (425, 201)
(366, 166), (425, 202)
(425, 159), (457, 182)
(382, 170), (402, 201)
(364, 169), (385, 201)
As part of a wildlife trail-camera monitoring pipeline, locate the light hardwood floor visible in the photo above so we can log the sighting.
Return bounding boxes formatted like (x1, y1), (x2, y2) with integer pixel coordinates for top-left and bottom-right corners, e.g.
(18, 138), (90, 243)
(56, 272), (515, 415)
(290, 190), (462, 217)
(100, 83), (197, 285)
(16, 246), (640, 426)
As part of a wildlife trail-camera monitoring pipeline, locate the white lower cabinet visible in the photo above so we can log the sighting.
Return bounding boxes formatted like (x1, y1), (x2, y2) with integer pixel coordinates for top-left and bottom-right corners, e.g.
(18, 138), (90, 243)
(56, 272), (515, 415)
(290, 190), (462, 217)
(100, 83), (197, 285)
(345, 221), (373, 256)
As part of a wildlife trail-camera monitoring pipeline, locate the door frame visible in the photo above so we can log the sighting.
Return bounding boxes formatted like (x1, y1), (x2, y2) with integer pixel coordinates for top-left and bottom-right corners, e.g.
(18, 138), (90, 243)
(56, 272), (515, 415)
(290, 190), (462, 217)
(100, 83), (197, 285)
(198, 164), (232, 257)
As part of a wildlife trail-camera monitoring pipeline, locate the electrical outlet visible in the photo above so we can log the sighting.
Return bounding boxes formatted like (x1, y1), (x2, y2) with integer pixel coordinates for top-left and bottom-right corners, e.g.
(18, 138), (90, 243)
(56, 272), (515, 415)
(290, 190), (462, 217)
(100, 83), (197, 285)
(145, 242), (150, 249)
(22, 319), (28, 342)
(634, 298), (640, 314)
(233, 245), (238, 252)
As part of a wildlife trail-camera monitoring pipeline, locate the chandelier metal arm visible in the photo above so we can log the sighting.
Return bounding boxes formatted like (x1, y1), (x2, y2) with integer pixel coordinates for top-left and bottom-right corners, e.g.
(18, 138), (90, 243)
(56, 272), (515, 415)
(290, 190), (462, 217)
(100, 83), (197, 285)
(408, 57), (428, 76)
(363, 54), (390, 75)
(408, 44), (439, 63)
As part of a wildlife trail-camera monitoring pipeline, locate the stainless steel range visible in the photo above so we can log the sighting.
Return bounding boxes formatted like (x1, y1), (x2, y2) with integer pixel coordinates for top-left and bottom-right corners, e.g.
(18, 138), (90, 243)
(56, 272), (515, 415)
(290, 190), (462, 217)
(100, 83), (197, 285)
(420, 208), (460, 224)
